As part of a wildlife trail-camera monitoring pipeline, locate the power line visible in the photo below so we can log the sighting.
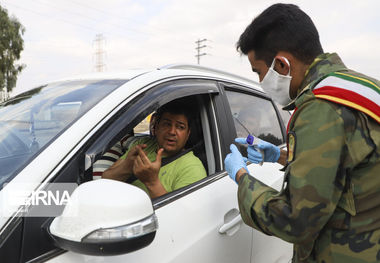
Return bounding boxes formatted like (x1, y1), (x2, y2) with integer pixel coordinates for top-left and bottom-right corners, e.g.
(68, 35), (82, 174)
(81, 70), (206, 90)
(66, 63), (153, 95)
(33, 0), (155, 37)
(2, 2), (99, 32)
(65, 0), (170, 33)
(2, 1), (192, 54)
(2, 1), (147, 42)
(2, 2), (223, 65)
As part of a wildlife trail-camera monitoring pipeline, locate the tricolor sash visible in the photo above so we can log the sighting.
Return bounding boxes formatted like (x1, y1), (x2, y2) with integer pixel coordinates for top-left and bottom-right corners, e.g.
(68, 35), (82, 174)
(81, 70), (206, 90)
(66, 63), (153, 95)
(312, 72), (380, 124)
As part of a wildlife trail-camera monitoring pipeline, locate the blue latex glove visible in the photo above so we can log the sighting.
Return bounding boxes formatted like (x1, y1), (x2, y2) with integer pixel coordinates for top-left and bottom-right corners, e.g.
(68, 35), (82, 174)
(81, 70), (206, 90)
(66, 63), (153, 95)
(235, 137), (280, 164)
(224, 144), (248, 183)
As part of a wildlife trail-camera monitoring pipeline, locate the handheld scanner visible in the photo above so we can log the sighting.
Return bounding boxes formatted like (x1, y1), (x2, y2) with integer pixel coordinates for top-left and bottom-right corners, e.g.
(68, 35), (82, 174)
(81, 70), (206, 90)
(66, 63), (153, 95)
(246, 134), (254, 145)
(232, 113), (265, 165)
(246, 134), (264, 166)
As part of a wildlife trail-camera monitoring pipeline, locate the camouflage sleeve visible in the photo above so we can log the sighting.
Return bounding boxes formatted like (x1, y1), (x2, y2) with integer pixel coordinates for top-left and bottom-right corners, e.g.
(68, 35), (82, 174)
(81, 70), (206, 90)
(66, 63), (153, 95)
(238, 99), (346, 244)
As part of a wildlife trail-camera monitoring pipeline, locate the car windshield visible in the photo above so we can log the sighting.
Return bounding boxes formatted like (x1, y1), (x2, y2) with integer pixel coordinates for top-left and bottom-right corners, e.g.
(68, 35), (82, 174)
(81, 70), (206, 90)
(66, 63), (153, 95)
(0, 79), (127, 185)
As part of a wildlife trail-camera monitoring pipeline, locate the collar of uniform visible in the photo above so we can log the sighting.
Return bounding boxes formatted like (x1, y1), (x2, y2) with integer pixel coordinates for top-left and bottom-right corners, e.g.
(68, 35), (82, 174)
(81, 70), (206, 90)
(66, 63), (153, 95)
(282, 100), (295, 111)
(282, 84), (310, 111)
(284, 53), (347, 111)
(299, 52), (347, 92)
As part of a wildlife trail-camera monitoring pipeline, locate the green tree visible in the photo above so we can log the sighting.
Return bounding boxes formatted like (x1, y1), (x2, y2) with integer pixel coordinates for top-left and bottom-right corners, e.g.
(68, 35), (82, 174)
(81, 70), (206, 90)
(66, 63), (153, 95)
(0, 5), (25, 93)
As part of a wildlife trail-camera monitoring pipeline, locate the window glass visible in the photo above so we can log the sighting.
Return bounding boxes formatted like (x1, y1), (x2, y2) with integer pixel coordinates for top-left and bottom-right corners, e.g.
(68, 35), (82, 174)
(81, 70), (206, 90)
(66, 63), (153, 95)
(0, 79), (127, 185)
(91, 95), (211, 200)
(134, 113), (155, 135)
(225, 90), (283, 145)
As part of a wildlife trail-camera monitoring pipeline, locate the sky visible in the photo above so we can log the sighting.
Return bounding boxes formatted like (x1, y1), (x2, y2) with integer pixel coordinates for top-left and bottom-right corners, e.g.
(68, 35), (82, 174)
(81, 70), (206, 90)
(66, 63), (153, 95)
(1, 0), (379, 96)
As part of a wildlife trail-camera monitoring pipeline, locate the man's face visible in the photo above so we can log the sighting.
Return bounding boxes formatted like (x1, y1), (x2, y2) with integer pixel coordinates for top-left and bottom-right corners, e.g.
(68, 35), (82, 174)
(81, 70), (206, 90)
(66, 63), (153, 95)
(247, 50), (301, 99)
(155, 112), (190, 157)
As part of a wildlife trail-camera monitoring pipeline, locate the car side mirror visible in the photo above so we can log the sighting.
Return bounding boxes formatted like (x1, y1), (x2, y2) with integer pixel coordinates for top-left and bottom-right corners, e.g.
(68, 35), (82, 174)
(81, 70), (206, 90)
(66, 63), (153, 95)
(48, 179), (158, 256)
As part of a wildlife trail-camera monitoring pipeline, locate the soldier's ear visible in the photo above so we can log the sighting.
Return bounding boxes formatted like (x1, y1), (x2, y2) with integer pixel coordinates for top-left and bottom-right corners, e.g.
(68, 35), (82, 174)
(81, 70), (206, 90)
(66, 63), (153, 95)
(274, 56), (291, 75)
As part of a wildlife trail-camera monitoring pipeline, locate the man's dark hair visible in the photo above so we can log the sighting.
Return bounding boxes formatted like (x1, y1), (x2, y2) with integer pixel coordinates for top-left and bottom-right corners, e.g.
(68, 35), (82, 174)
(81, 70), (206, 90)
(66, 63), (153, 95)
(236, 3), (323, 66)
(156, 98), (194, 129)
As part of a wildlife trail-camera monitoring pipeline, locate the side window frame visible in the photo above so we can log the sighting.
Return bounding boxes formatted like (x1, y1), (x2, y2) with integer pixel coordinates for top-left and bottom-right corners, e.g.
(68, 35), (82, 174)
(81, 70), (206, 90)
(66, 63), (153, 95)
(219, 82), (286, 144)
(83, 78), (227, 208)
(84, 79), (218, 164)
(153, 93), (225, 209)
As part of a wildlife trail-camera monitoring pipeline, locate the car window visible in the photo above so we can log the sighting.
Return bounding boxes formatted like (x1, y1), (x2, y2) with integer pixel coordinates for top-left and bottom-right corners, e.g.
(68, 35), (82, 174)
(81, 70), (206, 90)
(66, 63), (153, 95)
(87, 93), (221, 205)
(91, 96), (210, 174)
(225, 90), (283, 145)
(0, 79), (127, 186)
(134, 113), (155, 135)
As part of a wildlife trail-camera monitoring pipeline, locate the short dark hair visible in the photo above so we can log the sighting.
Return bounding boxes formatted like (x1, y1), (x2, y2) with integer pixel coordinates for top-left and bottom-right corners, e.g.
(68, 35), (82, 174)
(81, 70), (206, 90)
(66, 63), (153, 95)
(156, 98), (194, 128)
(236, 3), (323, 66)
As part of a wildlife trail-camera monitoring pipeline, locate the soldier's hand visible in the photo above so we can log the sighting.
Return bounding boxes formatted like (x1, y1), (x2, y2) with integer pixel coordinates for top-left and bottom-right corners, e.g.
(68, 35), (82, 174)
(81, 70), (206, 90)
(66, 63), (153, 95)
(224, 144), (248, 183)
(255, 140), (280, 163)
(235, 137), (280, 163)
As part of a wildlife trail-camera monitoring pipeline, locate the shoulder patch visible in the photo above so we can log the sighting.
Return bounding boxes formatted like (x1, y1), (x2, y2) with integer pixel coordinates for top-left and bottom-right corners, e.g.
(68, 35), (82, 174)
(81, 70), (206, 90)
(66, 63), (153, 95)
(287, 132), (296, 163)
(312, 74), (380, 124)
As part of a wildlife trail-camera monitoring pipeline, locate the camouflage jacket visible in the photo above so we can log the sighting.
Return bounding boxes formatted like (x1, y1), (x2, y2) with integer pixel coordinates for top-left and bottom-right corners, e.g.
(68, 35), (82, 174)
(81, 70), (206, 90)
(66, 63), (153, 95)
(238, 53), (380, 262)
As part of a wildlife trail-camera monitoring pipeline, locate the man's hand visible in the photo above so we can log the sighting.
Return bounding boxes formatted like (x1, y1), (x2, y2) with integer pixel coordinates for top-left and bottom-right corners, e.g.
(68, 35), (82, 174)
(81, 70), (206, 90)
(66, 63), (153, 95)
(235, 137), (281, 164)
(102, 144), (146, 181)
(224, 144), (248, 184)
(133, 147), (167, 198)
(124, 144), (146, 174)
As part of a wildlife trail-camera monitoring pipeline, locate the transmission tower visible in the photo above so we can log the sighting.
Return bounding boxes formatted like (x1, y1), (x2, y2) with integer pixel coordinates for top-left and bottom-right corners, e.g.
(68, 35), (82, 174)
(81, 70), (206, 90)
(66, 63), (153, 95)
(93, 34), (106, 72)
(195, 38), (208, 65)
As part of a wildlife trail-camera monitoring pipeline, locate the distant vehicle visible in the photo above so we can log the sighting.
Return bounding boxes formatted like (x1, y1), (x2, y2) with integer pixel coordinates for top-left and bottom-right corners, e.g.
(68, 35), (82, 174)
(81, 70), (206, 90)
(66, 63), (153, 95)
(0, 64), (292, 263)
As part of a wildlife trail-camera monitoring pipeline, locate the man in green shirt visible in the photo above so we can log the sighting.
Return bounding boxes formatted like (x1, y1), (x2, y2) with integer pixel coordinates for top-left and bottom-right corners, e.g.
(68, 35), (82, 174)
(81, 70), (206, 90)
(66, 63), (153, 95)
(103, 99), (206, 198)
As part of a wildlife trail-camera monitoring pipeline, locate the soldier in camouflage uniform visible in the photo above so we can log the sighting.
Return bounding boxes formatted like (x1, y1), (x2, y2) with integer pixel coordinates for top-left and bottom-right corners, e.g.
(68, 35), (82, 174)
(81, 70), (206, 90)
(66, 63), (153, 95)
(224, 3), (380, 263)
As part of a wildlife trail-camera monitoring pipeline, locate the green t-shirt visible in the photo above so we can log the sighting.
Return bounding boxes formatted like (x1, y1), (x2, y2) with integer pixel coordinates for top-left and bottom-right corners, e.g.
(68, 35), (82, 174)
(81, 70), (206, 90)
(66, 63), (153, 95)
(121, 136), (206, 194)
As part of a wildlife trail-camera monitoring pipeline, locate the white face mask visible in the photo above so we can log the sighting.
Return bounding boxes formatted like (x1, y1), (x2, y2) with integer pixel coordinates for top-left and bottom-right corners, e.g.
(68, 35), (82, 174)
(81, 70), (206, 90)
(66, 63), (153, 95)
(260, 57), (292, 106)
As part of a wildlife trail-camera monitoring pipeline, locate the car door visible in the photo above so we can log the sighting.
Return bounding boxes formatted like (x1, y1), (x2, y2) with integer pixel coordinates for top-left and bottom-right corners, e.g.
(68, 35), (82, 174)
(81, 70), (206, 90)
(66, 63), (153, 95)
(46, 78), (253, 263)
(218, 82), (293, 262)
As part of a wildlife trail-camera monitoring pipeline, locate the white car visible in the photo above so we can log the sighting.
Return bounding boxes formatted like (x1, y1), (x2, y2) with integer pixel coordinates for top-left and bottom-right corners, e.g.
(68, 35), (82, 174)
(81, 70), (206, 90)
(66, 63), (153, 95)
(0, 64), (292, 263)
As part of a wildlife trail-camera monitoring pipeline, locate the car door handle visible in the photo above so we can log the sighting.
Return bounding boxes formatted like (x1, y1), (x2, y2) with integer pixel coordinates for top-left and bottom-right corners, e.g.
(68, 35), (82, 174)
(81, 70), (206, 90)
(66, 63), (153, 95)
(219, 213), (242, 236)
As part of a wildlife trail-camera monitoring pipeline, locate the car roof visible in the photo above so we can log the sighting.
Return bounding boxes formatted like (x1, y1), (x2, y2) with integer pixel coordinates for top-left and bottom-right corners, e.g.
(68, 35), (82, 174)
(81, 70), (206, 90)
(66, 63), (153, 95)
(51, 69), (151, 83)
(51, 64), (262, 93)
(159, 64), (260, 89)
